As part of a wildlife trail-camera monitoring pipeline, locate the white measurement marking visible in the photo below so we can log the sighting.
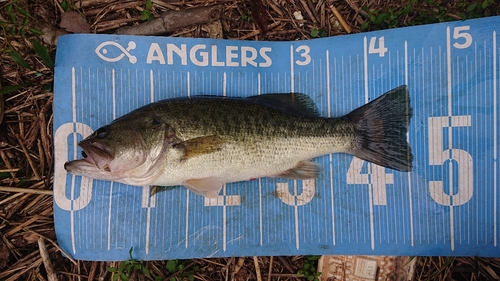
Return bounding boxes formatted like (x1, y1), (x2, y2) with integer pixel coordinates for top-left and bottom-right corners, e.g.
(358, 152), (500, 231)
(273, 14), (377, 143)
(493, 31), (497, 247)
(363, 36), (376, 250)
(70, 67), (77, 254)
(185, 71), (191, 249)
(258, 72), (263, 246)
(107, 69), (116, 251)
(446, 26), (455, 251)
(222, 75), (228, 251)
(294, 181), (300, 249)
(404, 41), (414, 247)
(290, 45), (294, 92)
(326, 50), (336, 245)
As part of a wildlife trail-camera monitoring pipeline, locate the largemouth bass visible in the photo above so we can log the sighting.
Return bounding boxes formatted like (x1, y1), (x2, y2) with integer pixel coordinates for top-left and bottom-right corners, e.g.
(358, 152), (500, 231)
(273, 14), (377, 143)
(64, 86), (413, 197)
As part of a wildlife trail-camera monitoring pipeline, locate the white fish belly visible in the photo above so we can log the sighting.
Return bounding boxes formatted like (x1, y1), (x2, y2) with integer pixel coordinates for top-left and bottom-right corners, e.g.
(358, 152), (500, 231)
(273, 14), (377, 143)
(152, 135), (353, 186)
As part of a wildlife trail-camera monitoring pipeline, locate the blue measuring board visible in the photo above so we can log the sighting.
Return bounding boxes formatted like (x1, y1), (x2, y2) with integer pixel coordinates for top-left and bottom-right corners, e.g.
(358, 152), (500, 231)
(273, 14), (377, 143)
(53, 16), (500, 260)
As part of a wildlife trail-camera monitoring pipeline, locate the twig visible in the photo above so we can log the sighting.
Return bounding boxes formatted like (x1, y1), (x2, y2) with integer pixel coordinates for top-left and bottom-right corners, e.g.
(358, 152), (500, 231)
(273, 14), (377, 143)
(4, 216), (39, 237)
(52, 0), (65, 14)
(0, 169), (19, 173)
(0, 151), (17, 179)
(115, 5), (222, 35)
(30, 230), (77, 265)
(267, 256), (273, 281)
(234, 257), (245, 274)
(38, 237), (58, 281)
(253, 256), (262, 281)
(14, 133), (41, 180)
(0, 186), (52, 195)
(198, 258), (225, 267)
(330, 5), (352, 33)
(39, 96), (53, 167)
(299, 0), (318, 23)
(0, 79), (3, 124)
(277, 256), (296, 273)
(95, 18), (138, 33)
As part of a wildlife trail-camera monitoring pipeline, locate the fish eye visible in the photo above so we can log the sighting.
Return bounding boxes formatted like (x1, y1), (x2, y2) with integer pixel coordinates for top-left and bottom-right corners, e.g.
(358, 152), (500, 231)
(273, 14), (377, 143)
(96, 126), (109, 139)
(81, 151), (88, 158)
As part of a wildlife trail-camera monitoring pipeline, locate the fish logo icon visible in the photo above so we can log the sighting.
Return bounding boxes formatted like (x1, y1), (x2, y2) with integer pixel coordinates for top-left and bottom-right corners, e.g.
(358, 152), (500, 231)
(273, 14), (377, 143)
(95, 41), (137, 64)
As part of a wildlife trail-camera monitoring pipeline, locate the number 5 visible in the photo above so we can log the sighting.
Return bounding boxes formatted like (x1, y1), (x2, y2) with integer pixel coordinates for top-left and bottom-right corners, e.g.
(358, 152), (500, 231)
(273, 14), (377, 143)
(428, 116), (473, 206)
(452, 26), (472, 49)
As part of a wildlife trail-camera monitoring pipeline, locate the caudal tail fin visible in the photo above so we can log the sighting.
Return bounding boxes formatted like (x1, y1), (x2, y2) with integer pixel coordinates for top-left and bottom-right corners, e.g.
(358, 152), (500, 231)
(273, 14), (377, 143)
(346, 85), (413, 172)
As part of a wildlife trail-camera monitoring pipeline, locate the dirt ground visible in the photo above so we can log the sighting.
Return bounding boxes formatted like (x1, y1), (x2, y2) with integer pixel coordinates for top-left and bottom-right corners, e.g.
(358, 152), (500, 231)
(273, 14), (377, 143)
(1, 0), (500, 280)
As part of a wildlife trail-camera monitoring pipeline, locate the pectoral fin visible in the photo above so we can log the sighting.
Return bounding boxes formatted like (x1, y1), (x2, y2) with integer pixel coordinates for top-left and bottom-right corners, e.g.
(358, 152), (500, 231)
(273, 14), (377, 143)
(275, 160), (321, 179)
(176, 135), (225, 160)
(183, 177), (224, 198)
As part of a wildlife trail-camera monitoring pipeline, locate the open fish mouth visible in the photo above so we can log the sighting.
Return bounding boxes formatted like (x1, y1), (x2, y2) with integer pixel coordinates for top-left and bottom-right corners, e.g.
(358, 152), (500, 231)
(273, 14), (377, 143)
(66, 140), (115, 172)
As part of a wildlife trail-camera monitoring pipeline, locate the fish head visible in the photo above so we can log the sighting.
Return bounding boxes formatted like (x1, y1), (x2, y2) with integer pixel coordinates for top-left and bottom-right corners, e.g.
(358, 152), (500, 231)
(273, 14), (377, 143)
(64, 113), (175, 185)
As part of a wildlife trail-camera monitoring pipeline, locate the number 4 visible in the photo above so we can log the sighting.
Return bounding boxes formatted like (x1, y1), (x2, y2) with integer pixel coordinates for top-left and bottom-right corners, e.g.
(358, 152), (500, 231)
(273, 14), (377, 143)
(347, 158), (393, 205)
(368, 37), (388, 57)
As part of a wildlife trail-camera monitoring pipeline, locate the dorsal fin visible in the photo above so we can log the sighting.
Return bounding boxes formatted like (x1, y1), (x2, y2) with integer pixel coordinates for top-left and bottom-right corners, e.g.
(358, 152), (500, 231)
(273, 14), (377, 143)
(246, 93), (319, 117)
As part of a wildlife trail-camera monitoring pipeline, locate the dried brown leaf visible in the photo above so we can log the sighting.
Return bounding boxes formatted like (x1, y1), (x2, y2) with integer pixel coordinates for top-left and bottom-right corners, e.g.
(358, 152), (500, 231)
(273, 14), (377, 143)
(22, 232), (40, 245)
(251, 0), (269, 35)
(60, 11), (90, 33)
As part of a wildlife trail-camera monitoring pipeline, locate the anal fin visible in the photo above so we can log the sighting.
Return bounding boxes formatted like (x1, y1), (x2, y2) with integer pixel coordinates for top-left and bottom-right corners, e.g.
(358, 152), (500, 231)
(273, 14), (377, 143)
(183, 177), (224, 198)
(275, 160), (321, 180)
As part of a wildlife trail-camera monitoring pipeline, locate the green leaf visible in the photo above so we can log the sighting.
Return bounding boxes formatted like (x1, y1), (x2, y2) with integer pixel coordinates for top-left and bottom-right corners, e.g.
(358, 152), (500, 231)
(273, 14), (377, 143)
(141, 11), (150, 21)
(7, 50), (32, 70)
(9, 25), (16, 36)
(403, 3), (413, 15)
(310, 28), (319, 37)
(112, 274), (119, 281)
(8, 13), (16, 25)
(119, 261), (127, 271)
(170, 277), (176, 281)
(140, 266), (150, 276)
(120, 273), (129, 281)
(166, 260), (178, 272)
(0, 84), (27, 96)
(42, 83), (52, 92)
(467, 3), (477, 13)
(360, 21), (369, 30)
(29, 28), (44, 35)
(6, 3), (12, 14)
(106, 267), (118, 273)
(61, 0), (70, 11)
(482, 0), (490, 9)
(188, 275), (194, 281)
(16, 6), (30, 18)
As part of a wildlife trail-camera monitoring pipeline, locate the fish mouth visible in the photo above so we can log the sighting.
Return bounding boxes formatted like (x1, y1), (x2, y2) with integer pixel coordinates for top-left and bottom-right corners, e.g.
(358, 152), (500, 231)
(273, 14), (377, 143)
(75, 140), (114, 172)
